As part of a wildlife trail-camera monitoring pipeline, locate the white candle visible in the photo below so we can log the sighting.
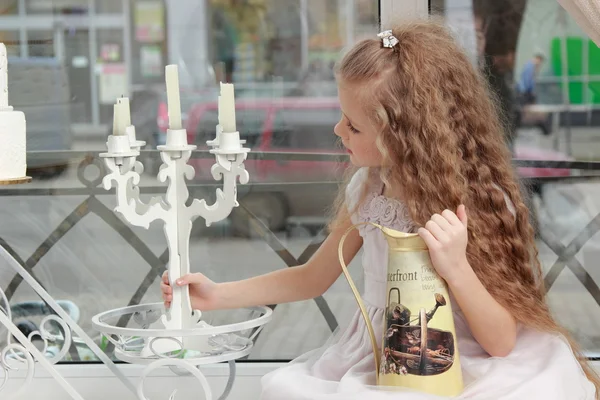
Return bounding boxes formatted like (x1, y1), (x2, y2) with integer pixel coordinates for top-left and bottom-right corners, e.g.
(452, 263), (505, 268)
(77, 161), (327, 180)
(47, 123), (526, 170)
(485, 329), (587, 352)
(112, 104), (120, 135)
(0, 43), (8, 109)
(165, 64), (182, 130)
(118, 102), (128, 135)
(219, 82), (236, 133)
(218, 95), (224, 128)
(113, 102), (128, 136)
(117, 97), (131, 127)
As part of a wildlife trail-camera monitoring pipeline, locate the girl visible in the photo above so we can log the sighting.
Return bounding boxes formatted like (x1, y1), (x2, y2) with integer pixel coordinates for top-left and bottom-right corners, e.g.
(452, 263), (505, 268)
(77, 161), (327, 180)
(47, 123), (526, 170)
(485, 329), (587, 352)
(162, 19), (599, 399)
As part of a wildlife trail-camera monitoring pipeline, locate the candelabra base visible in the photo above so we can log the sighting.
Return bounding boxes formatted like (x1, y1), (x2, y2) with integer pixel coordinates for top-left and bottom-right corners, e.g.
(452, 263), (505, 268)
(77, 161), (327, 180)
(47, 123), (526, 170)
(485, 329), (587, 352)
(92, 302), (272, 366)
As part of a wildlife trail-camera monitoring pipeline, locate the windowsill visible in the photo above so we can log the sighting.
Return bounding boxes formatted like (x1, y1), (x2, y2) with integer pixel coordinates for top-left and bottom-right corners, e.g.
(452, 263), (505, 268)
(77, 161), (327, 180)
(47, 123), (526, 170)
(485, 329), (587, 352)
(5, 361), (600, 399)
(4, 361), (282, 400)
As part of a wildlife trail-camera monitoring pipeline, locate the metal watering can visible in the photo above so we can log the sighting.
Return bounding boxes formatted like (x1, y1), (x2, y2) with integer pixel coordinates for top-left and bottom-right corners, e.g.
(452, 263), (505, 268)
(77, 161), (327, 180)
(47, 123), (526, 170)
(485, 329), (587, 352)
(338, 222), (464, 396)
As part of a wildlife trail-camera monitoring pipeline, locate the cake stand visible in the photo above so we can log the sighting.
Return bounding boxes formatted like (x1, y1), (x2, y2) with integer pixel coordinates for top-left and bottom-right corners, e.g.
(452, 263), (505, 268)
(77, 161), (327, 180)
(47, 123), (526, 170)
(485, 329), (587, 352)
(0, 176), (32, 185)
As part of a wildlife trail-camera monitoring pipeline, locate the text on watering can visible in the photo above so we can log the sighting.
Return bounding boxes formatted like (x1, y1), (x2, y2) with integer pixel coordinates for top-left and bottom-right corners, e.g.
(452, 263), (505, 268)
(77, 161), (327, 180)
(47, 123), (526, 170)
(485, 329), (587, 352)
(387, 265), (446, 292)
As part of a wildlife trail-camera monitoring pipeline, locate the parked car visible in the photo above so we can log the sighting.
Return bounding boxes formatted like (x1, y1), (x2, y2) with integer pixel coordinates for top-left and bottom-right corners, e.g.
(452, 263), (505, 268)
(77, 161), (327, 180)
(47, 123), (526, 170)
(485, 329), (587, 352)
(8, 57), (73, 178)
(155, 96), (574, 236)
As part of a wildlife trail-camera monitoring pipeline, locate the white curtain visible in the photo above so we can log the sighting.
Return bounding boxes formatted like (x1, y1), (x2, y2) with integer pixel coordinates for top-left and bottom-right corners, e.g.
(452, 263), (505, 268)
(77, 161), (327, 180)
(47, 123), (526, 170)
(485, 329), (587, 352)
(557, 0), (600, 46)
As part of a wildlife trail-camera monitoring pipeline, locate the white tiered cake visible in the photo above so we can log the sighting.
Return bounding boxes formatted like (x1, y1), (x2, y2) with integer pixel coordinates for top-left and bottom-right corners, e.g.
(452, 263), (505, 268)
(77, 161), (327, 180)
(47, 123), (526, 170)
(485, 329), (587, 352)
(0, 42), (27, 182)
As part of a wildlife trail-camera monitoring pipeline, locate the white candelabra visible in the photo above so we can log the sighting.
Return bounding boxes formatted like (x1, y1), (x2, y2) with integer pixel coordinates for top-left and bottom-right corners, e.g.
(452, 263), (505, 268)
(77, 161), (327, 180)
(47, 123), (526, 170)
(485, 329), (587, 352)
(0, 62), (271, 399)
(95, 65), (270, 364)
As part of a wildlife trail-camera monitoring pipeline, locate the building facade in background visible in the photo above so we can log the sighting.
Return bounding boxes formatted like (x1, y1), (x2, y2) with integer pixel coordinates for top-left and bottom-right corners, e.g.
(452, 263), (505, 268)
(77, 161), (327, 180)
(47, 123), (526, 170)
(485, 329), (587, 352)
(0, 0), (377, 131)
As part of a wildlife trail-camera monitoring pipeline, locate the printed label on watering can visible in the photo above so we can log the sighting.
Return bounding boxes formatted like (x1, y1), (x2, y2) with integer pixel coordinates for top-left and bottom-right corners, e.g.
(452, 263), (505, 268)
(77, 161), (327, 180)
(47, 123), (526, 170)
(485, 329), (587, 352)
(379, 228), (463, 396)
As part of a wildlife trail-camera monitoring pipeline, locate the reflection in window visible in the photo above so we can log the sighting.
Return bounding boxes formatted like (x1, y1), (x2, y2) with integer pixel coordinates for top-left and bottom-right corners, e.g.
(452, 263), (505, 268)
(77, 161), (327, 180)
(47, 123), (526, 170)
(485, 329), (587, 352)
(440, 0), (600, 153)
(28, 31), (55, 57)
(195, 109), (265, 148)
(0, 0), (18, 15)
(25, 0), (88, 14)
(207, 0), (376, 87)
(0, 0), (380, 365)
(0, 31), (20, 56)
(94, 0), (122, 14)
(97, 29), (125, 124)
(440, 0), (600, 357)
(271, 108), (340, 150)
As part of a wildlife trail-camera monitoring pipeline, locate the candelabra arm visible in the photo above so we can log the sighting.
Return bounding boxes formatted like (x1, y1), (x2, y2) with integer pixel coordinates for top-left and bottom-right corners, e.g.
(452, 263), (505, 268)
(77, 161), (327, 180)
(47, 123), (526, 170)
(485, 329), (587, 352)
(125, 160), (165, 215)
(187, 153), (249, 227)
(102, 157), (168, 229)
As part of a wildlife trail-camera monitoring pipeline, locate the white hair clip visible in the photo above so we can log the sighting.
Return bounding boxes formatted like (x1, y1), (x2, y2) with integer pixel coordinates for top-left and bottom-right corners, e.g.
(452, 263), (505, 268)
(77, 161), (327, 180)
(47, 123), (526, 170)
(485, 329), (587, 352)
(377, 30), (399, 49)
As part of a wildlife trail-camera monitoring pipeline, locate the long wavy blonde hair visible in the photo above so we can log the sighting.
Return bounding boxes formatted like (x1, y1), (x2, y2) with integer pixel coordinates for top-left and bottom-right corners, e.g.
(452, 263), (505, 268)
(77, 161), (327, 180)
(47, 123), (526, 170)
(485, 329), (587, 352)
(329, 18), (600, 392)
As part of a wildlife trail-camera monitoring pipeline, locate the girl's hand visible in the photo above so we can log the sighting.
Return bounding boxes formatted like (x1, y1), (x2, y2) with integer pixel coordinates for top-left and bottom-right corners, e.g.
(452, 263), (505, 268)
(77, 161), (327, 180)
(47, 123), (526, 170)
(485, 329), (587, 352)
(417, 205), (470, 283)
(161, 271), (219, 310)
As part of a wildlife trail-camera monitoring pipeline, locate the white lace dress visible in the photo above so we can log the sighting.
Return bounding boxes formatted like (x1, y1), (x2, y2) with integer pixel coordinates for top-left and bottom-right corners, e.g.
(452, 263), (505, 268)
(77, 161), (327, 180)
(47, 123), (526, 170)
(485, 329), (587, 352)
(260, 167), (596, 399)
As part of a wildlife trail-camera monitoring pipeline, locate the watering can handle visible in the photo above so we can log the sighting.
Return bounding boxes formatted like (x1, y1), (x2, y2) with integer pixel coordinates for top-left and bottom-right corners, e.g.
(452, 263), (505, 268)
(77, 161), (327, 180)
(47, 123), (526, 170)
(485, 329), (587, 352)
(338, 221), (383, 384)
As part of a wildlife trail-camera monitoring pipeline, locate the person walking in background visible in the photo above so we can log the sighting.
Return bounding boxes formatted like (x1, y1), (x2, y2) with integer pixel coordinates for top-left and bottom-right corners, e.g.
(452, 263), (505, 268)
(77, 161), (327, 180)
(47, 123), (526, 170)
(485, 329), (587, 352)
(516, 53), (551, 136)
(517, 53), (545, 105)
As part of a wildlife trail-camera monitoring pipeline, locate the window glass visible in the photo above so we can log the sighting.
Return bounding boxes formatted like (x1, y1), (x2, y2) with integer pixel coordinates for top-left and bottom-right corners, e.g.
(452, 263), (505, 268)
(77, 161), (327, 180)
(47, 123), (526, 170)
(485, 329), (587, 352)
(0, 0), (379, 366)
(439, 0), (600, 356)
